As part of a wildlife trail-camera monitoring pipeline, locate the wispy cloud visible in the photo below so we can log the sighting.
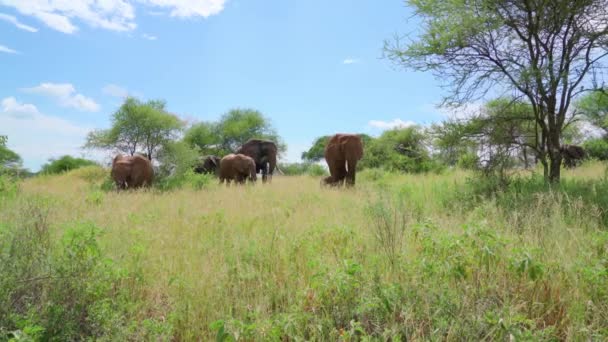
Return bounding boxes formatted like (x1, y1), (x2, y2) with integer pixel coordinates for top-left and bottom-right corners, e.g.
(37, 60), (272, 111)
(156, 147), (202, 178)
(142, 33), (157, 41)
(141, 0), (227, 18)
(22, 83), (100, 112)
(343, 58), (359, 65)
(1, 97), (39, 119)
(0, 44), (18, 54)
(102, 84), (130, 98)
(0, 0), (135, 34)
(368, 119), (417, 130)
(0, 97), (93, 171)
(0, 0), (227, 34)
(0, 13), (38, 32)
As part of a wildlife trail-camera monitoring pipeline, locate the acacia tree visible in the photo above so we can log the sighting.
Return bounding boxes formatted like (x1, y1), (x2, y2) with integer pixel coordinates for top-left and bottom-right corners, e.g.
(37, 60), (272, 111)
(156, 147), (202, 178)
(434, 99), (538, 174)
(386, 0), (608, 182)
(85, 97), (184, 160)
(183, 108), (286, 156)
(183, 121), (221, 155)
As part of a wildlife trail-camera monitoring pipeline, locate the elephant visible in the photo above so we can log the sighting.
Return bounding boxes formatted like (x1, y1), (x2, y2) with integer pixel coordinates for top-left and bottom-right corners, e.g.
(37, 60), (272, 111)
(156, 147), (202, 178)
(219, 153), (257, 185)
(236, 139), (279, 183)
(322, 133), (364, 187)
(194, 155), (221, 175)
(111, 154), (154, 190)
(561, 144), (586, 168)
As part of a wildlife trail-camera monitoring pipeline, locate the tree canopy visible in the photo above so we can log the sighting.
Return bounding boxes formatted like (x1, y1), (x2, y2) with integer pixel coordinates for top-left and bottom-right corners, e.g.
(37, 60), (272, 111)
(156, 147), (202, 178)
(85, 97), (184, 160)
(184, 108), (285, 156)
(301, 136), (330, 162)
(0, 136), (23, 171)
(360, 127), (435, 173)
(386, 0), (608, 182)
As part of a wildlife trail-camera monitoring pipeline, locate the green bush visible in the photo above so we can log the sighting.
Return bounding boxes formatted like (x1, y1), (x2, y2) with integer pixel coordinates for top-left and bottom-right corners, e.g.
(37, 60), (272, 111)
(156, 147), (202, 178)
(457, 152), (480, 170)
(583, 138), (608, 161)
(0, 198), (164, 340)
(73, 165), (108, 184)
(40, 155), (97, 175)
(279, 162), (328, 177)
(307, 164), (327, 177)
(154, 170), (215, 192)
(0, 172), (19, 199)
(452, 173), (608, 227)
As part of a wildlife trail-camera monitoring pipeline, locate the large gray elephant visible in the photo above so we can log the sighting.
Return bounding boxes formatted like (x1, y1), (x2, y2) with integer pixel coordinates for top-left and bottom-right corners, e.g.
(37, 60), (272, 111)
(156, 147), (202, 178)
(236, 139), (279, 183)
(322, 134), (364, 187)
(111, 154), (154, 190)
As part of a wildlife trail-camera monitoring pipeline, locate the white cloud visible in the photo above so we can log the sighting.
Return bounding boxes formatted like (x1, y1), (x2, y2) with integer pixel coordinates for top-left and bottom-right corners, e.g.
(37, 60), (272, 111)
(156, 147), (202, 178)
(0, 0), (227, 34)
(0, 0), (136, 33)
(343, 58), (359, 65)
(0, 97), (92, 171)
(102, 84), (130, 98)
(22, 83), (100, 112)
(140, 0), (226, 18)
(0, 44), (17, 54)
(142, 33), (157, 40)
(1, 96), (39, 119)
(368, 119), (417, 130)
(0, 13), (37, 32)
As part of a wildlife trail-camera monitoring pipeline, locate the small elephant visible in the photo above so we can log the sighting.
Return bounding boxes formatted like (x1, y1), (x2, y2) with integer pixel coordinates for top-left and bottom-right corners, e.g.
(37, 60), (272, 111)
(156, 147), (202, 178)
(111, 154), (154, 190)
(194, 155), (221, 175)
(219, 153), (257, 185)
(322, 134), (364, 187)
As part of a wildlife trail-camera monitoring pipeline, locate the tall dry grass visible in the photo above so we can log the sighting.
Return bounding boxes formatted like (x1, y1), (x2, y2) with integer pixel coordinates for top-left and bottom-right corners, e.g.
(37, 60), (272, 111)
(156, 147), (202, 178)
(8, 162), (608, 340)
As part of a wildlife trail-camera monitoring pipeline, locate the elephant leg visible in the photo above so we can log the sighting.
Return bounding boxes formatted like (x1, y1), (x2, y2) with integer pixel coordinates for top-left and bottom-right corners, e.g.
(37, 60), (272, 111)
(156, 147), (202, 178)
(345, 159), (358, 187)
(328, 159), (346, 187)
(268, 158), (276, 183)
(261, 162), (268, 183)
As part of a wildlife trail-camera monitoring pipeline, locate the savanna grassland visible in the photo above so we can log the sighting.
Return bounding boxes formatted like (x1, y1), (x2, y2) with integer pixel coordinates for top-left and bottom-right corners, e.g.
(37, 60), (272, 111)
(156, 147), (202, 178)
(2, 164), (608, 341)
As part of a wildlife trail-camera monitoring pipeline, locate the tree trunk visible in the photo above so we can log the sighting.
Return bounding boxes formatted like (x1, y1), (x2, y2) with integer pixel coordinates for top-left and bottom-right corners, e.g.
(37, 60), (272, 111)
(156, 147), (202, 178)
(549, 153), (561, 184)
(547, 130), (562, 184)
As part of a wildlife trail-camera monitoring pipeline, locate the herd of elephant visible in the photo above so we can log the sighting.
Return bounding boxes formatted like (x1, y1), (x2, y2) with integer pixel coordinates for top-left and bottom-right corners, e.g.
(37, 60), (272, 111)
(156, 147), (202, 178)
(110, 133), (365, 190)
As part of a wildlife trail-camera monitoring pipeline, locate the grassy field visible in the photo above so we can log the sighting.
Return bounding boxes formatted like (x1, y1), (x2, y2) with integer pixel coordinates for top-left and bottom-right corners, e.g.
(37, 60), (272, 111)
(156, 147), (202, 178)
(2, 163), (608, 340)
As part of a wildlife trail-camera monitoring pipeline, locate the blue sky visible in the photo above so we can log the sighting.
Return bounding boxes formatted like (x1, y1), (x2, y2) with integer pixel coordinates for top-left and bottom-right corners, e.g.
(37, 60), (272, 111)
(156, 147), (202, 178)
(0, 0), (447, 171)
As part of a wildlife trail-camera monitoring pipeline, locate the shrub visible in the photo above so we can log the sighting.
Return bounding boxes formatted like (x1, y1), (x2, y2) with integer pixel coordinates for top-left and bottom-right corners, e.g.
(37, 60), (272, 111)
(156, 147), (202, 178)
(40, 155), (97, 175)
(583, 138), (608, 161)
(457, 152), (480, 170)
(154, 170), (215, 192)
(279, 162), (328, 177)
(72, 165), (108, 184)
(0, 198), (160, 340)
(307, 164), (327, 177)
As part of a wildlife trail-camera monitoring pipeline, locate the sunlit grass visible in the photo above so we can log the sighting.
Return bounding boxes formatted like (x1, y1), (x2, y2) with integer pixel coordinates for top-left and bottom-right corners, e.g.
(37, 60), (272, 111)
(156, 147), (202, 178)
(12, 163), (608, 340)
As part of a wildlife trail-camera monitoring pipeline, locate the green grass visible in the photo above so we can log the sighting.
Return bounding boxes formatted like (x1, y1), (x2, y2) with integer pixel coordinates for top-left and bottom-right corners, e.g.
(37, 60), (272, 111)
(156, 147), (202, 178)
(2, 162), (608, 340)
